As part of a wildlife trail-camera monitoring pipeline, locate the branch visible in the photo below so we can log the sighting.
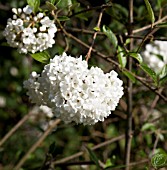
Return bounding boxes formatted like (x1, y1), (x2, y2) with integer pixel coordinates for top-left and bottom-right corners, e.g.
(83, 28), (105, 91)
(125, 1), (133, 169)
(0, 112), (32, 147)
(85, 9), (104, 61)
(52, 134), (125, 166)
(13, 119), (61, 170)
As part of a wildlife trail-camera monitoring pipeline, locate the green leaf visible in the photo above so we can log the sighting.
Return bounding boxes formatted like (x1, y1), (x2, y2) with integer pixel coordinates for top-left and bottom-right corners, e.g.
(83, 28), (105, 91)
(102, 25), (118, 48)
(105, 159), (112, 168)
(117, 46), (127, 68)
(141, 123), (156, 131)
(140, 63), (157, 83)
(93, 27), (100, 32)
(144, 0), (155, 24)
(129, 52), (143, 64)
(86, 147), (100, 169)
(57, 16), (70, 21)
(27, 0), (40, 13)
(122, 70), (136, 83)
(151, 153), (167, 169)
(46, 1), (57, 10)
(31, 51), (50, 63)
(159, 64), (167, 79)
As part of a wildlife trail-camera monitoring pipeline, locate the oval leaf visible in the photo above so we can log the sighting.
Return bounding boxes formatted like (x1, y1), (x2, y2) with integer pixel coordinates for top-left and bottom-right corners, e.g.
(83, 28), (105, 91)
(46, 1), (57, 10)
(129, 52), (143, 64)
(144, 0), (155, 24)
(122, 70), (136, 83)
(31, 51), (50, 63)
(58, 16), (70, 21)
(140, 63), (157, 83)
(117, 46), (127, 68)
(102, 25), (118, 48)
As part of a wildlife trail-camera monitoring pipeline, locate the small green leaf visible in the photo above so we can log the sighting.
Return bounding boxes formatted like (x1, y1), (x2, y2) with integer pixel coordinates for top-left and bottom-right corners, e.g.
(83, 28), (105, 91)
(102, 25), (118, 48)
(27, 0), (40, 13)
(122, 70), (136, 83)
(105, 159), (112, 168)
(117, 46), (127, 68)
(141, 123), (156, 131)
(151, 153), (167, 169)
(46, 1), (57, 10)
(140, 63), (157, 83)
(93, 27), (100, 32)
(57, 16), (70, 21)
(159, 64), (167, 79)
(86, 147), (100, 169)
(31, 51), (50, 63)
(144, 0), (155, 24)
(129, 52), (143, 64)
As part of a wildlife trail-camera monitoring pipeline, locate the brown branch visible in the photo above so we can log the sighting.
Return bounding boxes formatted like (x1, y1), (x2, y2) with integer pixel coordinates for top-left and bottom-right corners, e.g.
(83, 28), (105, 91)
(133, 15), (167, 34)
(69, 3), (112, 18)
(85, 9), (104, 61)
(53, 134), (125, 165)
(125, 0), (134, 169)
(0, 112), (32, 147)
(13, 119), (61, 170)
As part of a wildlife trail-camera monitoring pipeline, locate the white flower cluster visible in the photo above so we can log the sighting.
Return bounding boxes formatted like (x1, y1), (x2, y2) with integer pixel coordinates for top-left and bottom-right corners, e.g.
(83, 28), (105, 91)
(24, 53), (124, 125)
(142, 40), (167, 73)
(3, 5), (57, 54)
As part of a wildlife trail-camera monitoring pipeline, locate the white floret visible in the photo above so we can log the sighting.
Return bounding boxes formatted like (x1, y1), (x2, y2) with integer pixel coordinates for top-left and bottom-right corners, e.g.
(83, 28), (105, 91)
(142, 40), (167, 73)
(24, 53), (124, 125)
(3, 5), (57, 54)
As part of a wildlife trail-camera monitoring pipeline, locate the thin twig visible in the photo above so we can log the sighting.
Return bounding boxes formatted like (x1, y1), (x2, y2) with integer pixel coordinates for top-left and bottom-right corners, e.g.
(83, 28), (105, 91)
(13, 119), (61, 170)
(69, 3), (112, 18)
(53, 134), (125, 165)
(133, 15), (167, 34)
(85, 9), (104, 61)
(0, 112), (32, 147)
(125, 1), (133, 170)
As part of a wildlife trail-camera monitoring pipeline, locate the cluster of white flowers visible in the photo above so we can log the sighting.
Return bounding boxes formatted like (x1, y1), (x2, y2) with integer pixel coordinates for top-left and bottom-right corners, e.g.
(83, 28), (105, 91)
(3, 5), (57, 54)
(142, 40), (167, 73)
(24, 53), (124, 125)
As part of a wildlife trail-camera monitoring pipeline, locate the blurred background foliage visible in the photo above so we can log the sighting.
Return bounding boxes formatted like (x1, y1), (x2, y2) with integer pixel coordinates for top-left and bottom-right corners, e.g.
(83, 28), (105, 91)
(0, 0), (167, 170)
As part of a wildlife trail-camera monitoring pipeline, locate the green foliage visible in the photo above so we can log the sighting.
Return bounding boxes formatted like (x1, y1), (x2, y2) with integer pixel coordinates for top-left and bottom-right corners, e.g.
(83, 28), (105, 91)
(102, 25), (118, 48)
(151, 150), (167, 169)
(144, 0), (155, 24)
(27, 0), (40, 13)
(117, 46), (127, 68)
(140, 63), (157, 84)
(122, 70), (136, 83)
(31, 51), (50, 63)
(128, 52), (143, 64)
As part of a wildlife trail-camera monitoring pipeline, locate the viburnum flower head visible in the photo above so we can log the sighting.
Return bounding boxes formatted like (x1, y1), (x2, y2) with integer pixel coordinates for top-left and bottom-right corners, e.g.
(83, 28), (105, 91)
(142, 40), (167, 73)
(3, 5), (57, 54)
(24, 53), (124, 125)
